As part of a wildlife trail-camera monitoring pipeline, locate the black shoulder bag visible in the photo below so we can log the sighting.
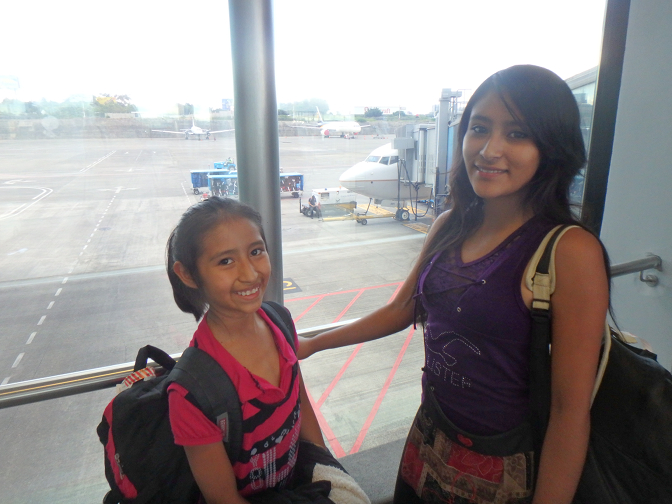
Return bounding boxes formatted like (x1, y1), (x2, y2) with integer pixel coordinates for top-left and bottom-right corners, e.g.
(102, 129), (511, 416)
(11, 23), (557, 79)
(528, 225), (672, 503)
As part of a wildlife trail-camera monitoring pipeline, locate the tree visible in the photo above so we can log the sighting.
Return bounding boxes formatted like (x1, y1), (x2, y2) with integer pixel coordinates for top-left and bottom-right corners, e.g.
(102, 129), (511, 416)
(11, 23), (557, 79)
(277, 109), (289, 116)
(364, 107), (383, 118)
(91, 94), (138, 116)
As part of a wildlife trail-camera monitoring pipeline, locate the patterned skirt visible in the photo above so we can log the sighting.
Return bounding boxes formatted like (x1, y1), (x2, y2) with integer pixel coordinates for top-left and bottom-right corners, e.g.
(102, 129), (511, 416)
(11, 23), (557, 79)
(394, 385), (535, 504)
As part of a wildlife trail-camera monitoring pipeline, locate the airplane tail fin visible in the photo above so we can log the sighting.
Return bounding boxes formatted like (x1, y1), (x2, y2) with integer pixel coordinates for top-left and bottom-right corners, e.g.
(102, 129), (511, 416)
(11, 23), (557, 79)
(315, 106), (324, 124)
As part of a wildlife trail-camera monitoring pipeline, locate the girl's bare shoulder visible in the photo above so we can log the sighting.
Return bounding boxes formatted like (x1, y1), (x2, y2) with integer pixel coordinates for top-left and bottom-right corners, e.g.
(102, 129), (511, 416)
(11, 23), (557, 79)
(554, 226), (607, 282)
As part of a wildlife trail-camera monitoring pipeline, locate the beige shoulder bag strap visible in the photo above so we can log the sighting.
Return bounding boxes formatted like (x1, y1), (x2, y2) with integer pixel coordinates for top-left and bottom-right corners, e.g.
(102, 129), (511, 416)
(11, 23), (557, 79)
(524, 225), (611, 406)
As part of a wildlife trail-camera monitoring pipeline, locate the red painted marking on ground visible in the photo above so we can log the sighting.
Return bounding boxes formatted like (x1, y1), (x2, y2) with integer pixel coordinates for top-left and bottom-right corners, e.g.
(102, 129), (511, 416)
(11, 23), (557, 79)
(293, 280), (407, 457)
(314, 281), (408, 413)
(387, 281), (403, 302)
(315, 290), (366, 407)
(292, 295), (325, 323)
(317, 343), (364, 408)
(333, 289), (365, 323)
(305, 387), (346, 458)
(285, 282), (402, 303)
(349, 326), (417, 455)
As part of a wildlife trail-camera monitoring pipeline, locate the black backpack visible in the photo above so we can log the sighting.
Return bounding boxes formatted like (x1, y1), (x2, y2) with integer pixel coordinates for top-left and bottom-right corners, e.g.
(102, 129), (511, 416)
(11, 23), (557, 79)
(97, 301), (296, 504)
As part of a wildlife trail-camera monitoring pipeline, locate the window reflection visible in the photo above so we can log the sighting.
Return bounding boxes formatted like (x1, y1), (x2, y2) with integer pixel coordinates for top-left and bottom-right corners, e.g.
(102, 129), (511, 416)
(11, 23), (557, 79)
(0, 1), (607, 502)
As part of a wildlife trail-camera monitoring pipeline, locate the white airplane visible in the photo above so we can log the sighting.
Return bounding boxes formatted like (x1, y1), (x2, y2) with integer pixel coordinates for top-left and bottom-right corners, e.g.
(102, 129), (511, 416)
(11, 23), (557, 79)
(152, 117), (234, 140)
(338, 143), (433, 212)
(293, 107), (372, 138)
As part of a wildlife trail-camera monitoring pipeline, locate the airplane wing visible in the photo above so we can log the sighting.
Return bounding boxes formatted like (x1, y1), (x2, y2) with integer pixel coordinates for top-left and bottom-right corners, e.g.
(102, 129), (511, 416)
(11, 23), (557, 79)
(287, 125), (322, 129)
(208, 129), (235, 134)
(151, 130), (186, 134)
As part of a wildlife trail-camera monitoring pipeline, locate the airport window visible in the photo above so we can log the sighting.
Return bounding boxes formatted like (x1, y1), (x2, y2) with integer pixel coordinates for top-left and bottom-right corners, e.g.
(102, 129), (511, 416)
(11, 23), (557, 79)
(1, 1), (608, 501)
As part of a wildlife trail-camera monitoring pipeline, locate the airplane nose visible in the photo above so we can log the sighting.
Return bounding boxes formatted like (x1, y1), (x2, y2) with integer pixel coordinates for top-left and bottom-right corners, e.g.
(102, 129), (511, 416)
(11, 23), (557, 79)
(339, 162), (370, 192)
(338, 164), (359, 186)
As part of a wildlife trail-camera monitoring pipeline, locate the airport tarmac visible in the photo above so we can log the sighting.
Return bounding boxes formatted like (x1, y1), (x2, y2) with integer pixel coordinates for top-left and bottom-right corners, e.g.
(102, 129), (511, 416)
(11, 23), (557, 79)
(0, 135), (435, 503)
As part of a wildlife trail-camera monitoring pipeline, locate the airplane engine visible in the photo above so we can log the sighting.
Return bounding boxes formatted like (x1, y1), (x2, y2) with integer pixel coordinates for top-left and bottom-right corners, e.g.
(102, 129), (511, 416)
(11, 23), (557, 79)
(323, 129), (330, 137)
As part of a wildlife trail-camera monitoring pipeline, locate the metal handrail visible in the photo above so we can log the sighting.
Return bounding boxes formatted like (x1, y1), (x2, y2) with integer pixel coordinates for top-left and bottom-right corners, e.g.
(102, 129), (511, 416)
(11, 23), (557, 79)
(0, 253), (665, 410)
(0, 319), (357, 410)
(610, 254), (662, 277)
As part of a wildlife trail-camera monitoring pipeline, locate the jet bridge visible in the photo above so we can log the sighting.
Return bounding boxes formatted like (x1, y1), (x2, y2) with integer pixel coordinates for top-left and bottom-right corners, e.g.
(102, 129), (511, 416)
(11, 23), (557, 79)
(394, 88), (463, 215)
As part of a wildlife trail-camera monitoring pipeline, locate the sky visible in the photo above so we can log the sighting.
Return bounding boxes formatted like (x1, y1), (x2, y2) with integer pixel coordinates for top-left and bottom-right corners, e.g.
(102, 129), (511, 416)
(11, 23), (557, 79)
(1, 0), (607, 116)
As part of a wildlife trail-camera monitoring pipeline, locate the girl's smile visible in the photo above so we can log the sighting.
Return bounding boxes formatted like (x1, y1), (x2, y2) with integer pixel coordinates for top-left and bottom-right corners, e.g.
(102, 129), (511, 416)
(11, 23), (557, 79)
(181, 217), (271, 318)
(463, 91), (541, 206)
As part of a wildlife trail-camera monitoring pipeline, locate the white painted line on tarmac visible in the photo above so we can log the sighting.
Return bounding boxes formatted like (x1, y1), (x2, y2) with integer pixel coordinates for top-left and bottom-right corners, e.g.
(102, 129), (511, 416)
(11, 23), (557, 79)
(37, 316), (46, 325)
(82, 245), (87, 250)
(284, 233), (426, 255)
(62, 277), (68, 284)
(55, 288), (62, 296)
(79, 150), (116, 173)
(47, 301), (54, 309)
(1, 377), (10, 385)
(26, 332), (36, 344)
(0, 187), (53, 221)
(12, 353), (24, 368)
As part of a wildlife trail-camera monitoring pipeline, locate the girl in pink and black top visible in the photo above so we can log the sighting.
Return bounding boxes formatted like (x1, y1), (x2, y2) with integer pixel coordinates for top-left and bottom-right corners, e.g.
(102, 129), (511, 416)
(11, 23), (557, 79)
(166, 197), (327, 503)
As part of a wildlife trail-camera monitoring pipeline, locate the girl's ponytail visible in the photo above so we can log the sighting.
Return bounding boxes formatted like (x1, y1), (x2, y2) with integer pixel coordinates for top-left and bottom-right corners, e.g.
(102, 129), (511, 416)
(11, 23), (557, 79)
(166, 228), (207, 321)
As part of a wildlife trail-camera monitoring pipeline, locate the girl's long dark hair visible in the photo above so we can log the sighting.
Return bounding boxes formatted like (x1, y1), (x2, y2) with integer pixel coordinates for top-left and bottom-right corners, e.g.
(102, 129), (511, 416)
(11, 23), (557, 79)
(166, 197), (266, 321)
(416, 65), (613, 317)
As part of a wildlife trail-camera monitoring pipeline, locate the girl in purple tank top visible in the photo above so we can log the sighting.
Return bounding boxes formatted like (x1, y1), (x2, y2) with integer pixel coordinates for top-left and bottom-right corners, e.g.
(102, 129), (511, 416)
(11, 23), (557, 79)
(300, 65), (611, 504)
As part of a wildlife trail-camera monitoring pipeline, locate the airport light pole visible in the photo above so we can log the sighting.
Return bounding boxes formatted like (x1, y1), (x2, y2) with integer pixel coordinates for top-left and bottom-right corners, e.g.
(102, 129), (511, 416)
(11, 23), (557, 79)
(229, 0), (284, 303)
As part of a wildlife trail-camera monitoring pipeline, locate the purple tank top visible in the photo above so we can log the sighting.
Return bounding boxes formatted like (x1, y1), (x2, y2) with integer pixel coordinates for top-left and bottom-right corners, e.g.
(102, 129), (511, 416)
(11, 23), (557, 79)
(417, 216), (556, 435)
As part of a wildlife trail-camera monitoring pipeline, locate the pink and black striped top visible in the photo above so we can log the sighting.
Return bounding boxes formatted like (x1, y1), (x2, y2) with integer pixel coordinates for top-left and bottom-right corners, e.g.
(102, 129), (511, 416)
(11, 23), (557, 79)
(168, 309), (301, 496)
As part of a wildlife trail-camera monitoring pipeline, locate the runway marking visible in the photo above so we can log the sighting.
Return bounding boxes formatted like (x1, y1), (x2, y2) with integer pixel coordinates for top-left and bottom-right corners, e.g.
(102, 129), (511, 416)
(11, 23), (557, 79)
(26, 332), (37, 345)
(404, 222), (430, 234)
(47, 301), (54, 309)
(37, 316), (46, 326)
(305, 387), (345, 458)
(55, 288), (62, 296)
(292, 295), (325, 323)
(359, 206), (395, 216)
(12, 353), (24, 368)
(286, 281), (402, 304)
(1, 377), (9, 386)
(0, 187), (53, 221)
(350, 326), (417, 455)
(62, 277), (68, 284)
(297, 281), (406, 456)
(79, 150), (116, 173)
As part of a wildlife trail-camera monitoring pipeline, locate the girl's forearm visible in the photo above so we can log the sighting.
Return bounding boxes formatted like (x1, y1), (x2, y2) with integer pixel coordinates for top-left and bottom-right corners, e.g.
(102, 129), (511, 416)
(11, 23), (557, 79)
(532, 412), (590, 504)
(300, 302), (413, 358)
